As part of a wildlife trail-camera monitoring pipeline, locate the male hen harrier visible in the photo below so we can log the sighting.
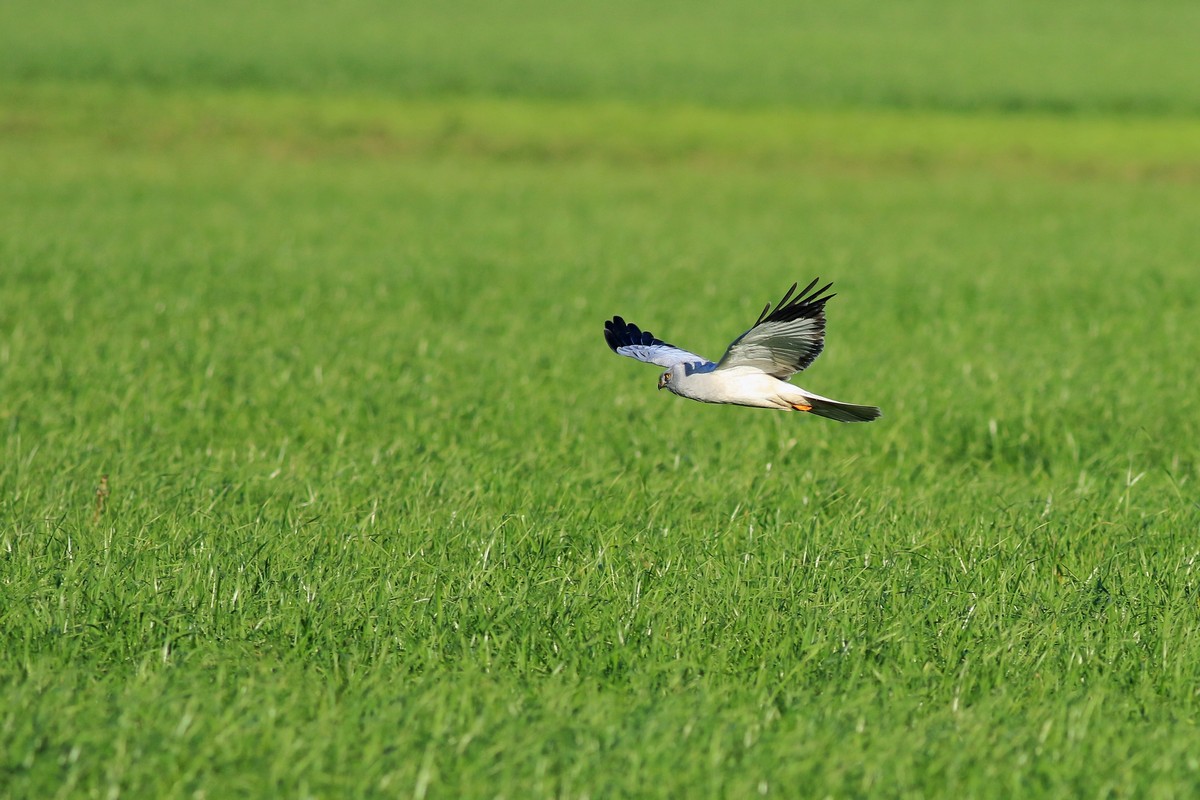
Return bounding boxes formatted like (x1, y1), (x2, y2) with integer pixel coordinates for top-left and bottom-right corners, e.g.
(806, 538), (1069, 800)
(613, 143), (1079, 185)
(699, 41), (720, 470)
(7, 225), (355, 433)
(604, 279), (881, 422)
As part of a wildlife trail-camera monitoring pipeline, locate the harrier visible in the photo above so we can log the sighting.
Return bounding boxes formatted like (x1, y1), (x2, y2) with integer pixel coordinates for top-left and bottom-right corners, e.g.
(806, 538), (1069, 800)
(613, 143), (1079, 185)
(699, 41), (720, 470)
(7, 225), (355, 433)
(604, 279), (881, 422)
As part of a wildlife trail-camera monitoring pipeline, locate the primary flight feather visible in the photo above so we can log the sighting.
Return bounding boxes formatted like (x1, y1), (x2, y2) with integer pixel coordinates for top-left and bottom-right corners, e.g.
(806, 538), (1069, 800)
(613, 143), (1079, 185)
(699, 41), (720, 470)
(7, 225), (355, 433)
(604, 279), (881, 423)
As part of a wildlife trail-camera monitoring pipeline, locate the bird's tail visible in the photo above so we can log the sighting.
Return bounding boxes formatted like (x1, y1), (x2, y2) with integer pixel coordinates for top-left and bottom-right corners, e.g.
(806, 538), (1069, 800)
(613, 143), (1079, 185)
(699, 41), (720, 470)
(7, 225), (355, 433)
(798, 393), (882, 423)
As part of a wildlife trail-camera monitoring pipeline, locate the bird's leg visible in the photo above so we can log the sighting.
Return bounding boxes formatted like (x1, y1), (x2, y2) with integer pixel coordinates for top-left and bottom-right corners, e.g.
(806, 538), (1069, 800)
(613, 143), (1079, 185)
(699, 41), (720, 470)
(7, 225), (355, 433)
(791, 402), (813, 412)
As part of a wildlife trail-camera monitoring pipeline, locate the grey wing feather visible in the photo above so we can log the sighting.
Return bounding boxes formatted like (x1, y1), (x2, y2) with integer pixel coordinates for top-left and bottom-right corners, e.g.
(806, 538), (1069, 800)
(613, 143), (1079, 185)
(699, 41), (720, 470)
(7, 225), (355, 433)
(716, 279), (834, 378)
(604, 316), (710, 369)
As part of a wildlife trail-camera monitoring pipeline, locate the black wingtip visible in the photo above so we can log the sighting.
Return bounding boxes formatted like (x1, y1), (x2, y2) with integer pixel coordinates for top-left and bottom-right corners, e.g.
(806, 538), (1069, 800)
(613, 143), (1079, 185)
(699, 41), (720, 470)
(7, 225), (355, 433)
(776, 282), (799, 309)
(603, 316), (624, 352)
(754, 278), (836, 326)
(603, 315), (673, 352)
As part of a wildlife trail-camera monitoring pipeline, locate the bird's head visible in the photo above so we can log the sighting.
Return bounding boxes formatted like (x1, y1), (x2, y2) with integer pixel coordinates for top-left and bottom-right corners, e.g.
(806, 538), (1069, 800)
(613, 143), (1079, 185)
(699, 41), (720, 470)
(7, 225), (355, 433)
(658, 367), (679, 391)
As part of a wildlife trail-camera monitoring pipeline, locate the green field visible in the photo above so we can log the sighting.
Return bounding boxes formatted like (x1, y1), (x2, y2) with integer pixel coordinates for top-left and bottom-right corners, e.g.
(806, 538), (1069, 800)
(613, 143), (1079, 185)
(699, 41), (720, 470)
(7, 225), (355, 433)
(3, 2), (1200, 797)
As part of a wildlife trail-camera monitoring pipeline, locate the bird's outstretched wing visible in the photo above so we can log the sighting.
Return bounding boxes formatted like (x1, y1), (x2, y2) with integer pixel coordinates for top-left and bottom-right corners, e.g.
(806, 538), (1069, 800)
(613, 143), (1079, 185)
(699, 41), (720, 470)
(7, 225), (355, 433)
(604, 316), (711, 368)
(715, 279), (834, 378)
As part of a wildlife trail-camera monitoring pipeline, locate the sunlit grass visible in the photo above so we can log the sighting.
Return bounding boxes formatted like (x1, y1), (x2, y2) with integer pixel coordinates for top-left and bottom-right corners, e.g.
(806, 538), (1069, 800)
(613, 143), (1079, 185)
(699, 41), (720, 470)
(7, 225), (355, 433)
(2, 4), (1200, 797)
(5, 83), (1200, 180)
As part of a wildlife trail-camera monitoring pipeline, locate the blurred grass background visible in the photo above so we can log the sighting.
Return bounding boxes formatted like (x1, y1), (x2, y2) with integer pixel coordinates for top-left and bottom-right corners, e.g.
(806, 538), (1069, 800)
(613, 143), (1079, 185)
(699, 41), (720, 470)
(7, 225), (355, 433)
(4, 0), (1200, 113)
(2, 1), (1200, 798)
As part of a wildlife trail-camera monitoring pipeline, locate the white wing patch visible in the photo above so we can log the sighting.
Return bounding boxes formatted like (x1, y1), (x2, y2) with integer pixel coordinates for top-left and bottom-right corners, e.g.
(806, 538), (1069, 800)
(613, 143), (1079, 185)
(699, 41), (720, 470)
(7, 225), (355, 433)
(604, 316), (711, 369)
(716, 279), (833, 378)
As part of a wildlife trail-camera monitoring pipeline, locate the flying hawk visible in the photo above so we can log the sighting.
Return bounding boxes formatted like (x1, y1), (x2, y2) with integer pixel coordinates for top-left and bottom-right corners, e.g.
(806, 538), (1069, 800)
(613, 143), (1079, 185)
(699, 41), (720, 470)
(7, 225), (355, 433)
(604, 279), (881, 422)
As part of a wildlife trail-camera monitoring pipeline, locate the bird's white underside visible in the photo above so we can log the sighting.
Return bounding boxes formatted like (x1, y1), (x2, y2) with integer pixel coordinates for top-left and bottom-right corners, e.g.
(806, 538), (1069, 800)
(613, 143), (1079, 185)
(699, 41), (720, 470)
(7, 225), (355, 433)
(665, 365), (816, 409)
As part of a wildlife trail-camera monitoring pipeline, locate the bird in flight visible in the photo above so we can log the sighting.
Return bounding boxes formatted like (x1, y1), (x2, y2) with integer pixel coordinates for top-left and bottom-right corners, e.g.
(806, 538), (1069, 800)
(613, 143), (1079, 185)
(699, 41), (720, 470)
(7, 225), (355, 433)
(604, 279), (881, 422)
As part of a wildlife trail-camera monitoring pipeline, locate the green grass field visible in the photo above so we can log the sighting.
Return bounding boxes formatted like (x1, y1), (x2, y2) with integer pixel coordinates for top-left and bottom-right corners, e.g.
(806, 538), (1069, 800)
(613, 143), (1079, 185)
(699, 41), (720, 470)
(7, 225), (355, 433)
(3, 2), (1200, 797)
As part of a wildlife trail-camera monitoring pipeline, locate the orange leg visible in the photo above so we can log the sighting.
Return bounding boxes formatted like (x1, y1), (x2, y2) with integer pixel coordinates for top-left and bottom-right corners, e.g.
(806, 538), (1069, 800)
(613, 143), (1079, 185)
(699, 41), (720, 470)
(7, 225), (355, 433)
(791, 402), (813, 412)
